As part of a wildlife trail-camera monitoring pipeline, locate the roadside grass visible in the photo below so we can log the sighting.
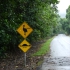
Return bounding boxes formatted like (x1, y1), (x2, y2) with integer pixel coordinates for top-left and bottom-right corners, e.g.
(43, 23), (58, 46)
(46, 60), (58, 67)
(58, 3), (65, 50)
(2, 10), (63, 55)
(32, 37), (53, 56)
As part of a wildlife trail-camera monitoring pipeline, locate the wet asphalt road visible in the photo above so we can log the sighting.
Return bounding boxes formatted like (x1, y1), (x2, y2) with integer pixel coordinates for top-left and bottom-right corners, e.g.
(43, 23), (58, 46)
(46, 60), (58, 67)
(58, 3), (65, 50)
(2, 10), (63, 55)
(40, 56), (70, 70)
(39, 34), (70, 70)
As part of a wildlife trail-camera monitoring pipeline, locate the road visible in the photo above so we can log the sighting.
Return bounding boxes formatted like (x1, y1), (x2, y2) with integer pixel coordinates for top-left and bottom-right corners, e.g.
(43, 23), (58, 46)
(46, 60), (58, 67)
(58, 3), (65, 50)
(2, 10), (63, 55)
(40, 34), (70, 70)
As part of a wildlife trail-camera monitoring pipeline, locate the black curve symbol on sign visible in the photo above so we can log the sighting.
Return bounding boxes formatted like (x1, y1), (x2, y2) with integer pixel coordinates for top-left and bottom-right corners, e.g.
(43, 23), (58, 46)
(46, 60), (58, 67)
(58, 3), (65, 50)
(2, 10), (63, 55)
(23, 25), (30, 35)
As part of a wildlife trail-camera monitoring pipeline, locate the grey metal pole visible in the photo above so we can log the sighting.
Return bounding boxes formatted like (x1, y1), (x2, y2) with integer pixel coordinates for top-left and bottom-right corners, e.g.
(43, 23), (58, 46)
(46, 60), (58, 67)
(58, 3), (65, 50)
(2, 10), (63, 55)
(24, 53), (26, 67)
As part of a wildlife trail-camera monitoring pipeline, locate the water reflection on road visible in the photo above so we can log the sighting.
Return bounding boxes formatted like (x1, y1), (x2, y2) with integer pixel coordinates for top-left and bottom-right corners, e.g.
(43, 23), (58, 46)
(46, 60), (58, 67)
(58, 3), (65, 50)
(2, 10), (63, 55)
(41, 34), (70, 70)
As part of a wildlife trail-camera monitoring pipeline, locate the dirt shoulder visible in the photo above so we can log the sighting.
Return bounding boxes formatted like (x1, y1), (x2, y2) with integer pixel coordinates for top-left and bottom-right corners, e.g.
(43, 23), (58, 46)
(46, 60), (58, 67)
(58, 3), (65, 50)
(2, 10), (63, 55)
(0, 38), (49, 70)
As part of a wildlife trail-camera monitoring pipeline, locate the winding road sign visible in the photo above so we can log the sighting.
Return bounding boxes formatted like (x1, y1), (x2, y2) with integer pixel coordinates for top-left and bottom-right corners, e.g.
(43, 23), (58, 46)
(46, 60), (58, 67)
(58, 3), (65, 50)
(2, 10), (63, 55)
(17, 22), (33, 38)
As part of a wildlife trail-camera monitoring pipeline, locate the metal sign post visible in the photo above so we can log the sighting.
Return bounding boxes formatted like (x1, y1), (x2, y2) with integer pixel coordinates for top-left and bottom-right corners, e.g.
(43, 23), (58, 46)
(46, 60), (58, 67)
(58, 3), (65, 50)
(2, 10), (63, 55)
(24, 53), (26, 67)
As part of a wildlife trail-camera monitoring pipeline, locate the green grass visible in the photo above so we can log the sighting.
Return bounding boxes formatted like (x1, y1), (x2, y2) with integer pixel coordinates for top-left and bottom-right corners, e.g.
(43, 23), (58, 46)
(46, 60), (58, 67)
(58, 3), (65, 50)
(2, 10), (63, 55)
(32, 38), (53, 56)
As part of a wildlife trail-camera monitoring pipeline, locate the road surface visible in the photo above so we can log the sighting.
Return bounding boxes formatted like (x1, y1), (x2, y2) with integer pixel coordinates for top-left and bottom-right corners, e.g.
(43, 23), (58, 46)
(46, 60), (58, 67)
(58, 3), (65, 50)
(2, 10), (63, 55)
(40, 34), (70, 70)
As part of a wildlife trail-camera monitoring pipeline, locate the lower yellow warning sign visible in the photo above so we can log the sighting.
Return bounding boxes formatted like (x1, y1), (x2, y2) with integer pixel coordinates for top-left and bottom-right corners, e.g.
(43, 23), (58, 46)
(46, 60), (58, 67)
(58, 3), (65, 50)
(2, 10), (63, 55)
(18, 40), (31, 53)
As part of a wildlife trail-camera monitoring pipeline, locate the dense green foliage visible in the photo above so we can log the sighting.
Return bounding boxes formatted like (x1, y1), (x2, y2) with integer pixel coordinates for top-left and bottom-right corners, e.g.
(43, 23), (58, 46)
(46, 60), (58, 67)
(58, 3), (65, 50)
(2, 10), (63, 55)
(59, 5), (70, 35)
(0, 0), (59, 58)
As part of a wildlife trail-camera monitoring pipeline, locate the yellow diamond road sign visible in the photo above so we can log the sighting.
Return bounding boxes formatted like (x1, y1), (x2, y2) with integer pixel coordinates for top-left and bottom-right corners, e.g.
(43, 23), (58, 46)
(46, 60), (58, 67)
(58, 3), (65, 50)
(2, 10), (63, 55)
(17, 22), (33, 38)
(18, 40), (31, 53)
